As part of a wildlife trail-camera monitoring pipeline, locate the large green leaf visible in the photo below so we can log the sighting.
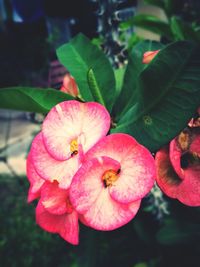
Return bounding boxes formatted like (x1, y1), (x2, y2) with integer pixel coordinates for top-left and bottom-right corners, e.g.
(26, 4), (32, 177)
(0, 87), (74, 113)
(112, 41), (200, 152)
(112, 40), (164, 119)
(56, 33), (116, 111)
(120, 14), (173, 40)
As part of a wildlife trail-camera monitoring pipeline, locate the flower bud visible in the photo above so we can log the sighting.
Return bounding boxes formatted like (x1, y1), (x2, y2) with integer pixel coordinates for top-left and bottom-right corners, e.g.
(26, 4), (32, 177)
(142, 50), (160, 64)
(60, 74), (79, 97)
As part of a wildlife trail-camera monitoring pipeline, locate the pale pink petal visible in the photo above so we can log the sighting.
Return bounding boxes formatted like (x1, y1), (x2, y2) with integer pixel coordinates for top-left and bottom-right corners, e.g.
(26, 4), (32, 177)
(40, 181), (70, 215)
(86, 134), (156, 203)
(42, 101), (110, 160)
(156, 147), (200, 206)
(70, 156), (120, 214)
(169, 138), (185, 180)
(31, 133), (79, 189)
(26, 153), (45, 203)
(82, 190), (141, 231)
(36, 201), (79, 245)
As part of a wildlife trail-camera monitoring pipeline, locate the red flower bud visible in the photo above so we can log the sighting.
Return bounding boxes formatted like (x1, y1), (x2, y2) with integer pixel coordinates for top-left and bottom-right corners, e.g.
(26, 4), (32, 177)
(60, 74), (79, 97)
(142, 50), (160, 64)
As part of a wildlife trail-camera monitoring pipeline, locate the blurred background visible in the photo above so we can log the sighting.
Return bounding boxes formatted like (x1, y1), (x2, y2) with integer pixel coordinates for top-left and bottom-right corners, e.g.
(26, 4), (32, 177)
(0, 0), (200, 266)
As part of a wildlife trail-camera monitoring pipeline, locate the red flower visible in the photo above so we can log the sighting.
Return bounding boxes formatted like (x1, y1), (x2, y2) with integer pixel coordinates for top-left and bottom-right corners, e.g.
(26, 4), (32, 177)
(155, 129), (200, 206)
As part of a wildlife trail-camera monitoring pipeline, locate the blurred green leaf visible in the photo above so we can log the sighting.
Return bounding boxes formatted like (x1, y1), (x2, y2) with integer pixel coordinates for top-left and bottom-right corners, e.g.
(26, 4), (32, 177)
(170, 16), (185, 40)
(0, 87), (74, 113)
(144, 0), (174, 17)
(157, 219), (200, 245)
(112, 41), (200, 152)
(170, 16), (200, 42)
(57, 33), (116, 111)
(112, 40), (164, 119)
(120, 14), (173, 40)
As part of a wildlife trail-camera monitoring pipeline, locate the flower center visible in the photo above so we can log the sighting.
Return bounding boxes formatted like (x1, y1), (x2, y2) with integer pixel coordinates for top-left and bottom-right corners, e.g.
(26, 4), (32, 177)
(102, 169), (120, 187)
(70, 139), (78, 156)
(177, 132), (190, 151)
(66, 197), (73, 214)
(181, 152), (200, 169)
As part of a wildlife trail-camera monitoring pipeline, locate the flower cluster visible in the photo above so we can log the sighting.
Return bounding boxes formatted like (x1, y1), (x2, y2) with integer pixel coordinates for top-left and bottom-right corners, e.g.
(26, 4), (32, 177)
(27, 100), (156, 245)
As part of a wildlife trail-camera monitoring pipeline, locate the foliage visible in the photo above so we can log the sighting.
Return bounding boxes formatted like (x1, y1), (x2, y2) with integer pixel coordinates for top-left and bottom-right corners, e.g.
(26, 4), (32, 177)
(0, 34), (199, 152)
(120, 0), (200, 44)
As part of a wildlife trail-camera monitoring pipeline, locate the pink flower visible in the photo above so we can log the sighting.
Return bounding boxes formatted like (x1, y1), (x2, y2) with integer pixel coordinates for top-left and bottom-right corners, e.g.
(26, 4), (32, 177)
(70, 134), (156, 231)
(60, 74), (79, 97)
(142, 50), (160, 64)
(29, 100), (111, 189)
(155, 130), (200, 206)
(26, 100), (111, 244)
(36, 181), (79, 245)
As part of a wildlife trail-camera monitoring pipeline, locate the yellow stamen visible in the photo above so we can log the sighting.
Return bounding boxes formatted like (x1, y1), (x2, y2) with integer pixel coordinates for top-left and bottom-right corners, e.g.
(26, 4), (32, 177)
(70, 139), (78, 156)
(102, 169), (120, 187)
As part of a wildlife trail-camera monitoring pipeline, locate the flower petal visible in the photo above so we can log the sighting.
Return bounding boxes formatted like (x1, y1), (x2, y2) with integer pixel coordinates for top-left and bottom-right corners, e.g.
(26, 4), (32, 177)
(156, 147), (200, 206)
(169, 138), (185, 179)
(42, 101), (110, 160)
(70, 156), (120, 214)
(31, 133), (79, 189)
(26, 153), (45, 203)
(36, 201), (79, 245)
(40, 181), (70, 215)
(82, 190), (141, 231)
(86, 134), (155, 203)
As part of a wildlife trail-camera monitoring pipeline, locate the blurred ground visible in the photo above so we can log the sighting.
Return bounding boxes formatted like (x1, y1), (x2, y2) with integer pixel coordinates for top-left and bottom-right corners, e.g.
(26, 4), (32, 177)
(0, 110), (40, 175)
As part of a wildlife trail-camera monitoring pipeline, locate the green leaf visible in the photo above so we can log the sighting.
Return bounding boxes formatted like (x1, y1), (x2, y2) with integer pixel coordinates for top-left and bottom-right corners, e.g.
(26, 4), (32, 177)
(120, 14), (173, 40)
(112, 41), (200, 152)
(114, 66), (126, 98)
(87, 68), (105, 106)
(112, 40), (164, 119)
(170, 16), (200, 42)
(56, 33), (116, 111)
(156, 219), (200, 245)
(170, 16), (185, 40)
(0, 87), (74, 113)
